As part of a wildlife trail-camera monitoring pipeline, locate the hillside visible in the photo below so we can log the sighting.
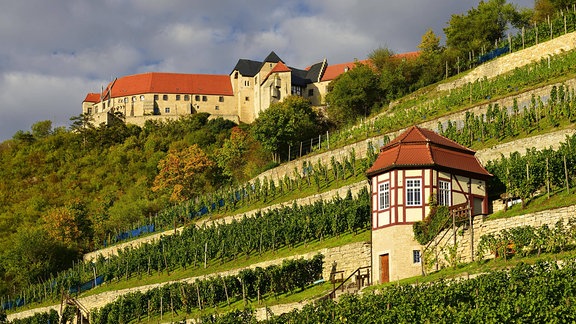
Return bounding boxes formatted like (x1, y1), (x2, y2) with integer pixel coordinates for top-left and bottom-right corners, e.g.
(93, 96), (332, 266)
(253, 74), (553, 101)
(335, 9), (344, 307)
(4, 25), (576, 322)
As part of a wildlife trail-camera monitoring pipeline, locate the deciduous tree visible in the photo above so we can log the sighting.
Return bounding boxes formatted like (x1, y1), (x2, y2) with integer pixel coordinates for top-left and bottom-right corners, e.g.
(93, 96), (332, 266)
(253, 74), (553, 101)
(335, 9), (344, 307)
(152, 144), (215, 202)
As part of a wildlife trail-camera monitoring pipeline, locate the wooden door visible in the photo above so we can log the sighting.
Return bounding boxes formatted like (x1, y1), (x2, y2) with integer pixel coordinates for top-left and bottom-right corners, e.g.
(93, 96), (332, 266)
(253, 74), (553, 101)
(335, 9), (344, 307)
(380, 254), (390, 283)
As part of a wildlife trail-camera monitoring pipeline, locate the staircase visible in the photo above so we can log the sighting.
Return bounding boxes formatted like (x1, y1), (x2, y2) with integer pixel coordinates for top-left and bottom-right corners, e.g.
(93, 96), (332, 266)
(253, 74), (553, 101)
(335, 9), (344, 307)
(321, 266), (371, 300)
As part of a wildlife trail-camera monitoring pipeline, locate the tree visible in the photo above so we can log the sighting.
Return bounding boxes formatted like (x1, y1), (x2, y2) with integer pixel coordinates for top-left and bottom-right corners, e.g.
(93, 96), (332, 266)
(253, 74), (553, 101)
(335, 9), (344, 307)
(325, 63), (382, 127)
(69, 113), (94, 148)
(2, 227), (77, 287)
(215, 127), (254, 183)
(42, 202), (93, 251)
(533, 0), (570, 23)
(251, 96), (321, 162)
(444, 0), (523, 57)
(416, 29), (444, 87)
(31, 120), (53, 138)
(152, 144), (215, 202)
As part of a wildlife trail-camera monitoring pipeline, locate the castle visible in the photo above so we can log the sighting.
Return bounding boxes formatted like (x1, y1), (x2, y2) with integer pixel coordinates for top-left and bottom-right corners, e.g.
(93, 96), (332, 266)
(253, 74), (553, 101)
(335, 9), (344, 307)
(82, 51), (418, 126)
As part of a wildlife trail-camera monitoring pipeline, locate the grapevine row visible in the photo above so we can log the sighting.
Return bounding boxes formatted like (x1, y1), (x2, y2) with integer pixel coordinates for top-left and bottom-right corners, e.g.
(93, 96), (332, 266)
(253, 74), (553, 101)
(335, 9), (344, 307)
(91, 254), (323, 324)
(3, 188), (369, 310)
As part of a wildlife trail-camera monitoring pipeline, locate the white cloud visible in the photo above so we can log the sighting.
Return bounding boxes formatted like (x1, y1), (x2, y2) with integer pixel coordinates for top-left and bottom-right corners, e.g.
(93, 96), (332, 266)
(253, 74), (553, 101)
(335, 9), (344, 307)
(0, 0), (536, 141)
(0, 72), (103, 139)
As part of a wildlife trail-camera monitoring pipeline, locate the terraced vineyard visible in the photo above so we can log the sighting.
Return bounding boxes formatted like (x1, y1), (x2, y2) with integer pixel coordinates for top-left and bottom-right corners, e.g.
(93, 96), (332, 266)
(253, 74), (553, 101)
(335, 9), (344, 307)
(7, 29), (576, 324)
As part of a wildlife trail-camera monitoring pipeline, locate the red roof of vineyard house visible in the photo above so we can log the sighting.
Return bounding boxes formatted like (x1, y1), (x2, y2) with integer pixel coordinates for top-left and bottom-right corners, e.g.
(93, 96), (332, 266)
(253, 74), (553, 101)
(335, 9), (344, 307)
(366, 126), (492, 179)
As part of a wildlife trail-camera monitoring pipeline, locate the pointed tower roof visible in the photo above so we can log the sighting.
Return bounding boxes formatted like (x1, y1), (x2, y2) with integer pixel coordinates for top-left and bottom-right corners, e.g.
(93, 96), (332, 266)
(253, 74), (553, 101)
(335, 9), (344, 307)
(366, 126), (492, 179)
(263, 51), (283, 63)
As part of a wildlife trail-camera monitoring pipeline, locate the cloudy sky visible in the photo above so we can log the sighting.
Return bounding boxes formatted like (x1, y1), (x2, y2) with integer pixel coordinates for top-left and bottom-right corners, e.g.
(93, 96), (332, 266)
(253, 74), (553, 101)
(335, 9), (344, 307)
(0, 0), (533, 142)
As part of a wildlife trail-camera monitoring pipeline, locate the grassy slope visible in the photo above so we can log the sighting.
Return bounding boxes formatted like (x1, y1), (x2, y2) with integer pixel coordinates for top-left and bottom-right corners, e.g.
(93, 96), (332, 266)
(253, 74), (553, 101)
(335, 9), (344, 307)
(11, 35), (576, 322)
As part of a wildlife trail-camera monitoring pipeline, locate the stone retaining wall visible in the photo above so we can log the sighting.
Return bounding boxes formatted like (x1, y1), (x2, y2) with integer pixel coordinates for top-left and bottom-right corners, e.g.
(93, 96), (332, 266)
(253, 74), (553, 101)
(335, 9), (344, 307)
(9, 241), (370, 322)
(438, 31), (576, 91)
(432, 205), (576, 270)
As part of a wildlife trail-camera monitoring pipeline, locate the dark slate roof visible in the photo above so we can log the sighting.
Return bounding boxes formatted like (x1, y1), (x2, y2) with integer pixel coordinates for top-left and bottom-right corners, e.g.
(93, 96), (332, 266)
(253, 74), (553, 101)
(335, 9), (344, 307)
(291, 68), (312, 86)
(306, 61), (325, 82)
(263, 51), (283, 63)
(231, 59), (262, 77)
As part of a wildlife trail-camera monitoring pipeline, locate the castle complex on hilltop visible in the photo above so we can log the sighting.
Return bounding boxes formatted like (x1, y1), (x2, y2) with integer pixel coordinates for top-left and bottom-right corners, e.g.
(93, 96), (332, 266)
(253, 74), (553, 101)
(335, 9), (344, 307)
(82, 51), (418, 126)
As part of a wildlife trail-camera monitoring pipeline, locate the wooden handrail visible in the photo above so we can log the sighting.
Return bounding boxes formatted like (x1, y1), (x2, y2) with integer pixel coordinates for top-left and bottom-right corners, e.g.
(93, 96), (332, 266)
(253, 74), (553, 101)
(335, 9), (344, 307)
(324, 266), (371, 300)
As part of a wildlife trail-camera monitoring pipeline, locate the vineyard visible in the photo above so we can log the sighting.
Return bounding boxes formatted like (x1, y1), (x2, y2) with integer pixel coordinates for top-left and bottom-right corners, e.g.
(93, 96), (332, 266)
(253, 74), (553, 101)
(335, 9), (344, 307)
(90, 254), (324, 324)
(104, 45), (576, 249)
(8, 13), (576, 324)
(2, 188), (370, 312)
(259, 257), (576, 323)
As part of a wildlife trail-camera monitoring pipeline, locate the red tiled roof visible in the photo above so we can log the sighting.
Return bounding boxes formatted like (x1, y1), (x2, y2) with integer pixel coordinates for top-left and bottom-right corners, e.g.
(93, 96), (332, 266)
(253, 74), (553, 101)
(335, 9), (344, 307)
(98, 72), (233, 100)
(366, 126), (492, 178)
(392, 51), (420, 61)
(319, 52), (420, 82)
(320, 59), (370, 82)
(83, 93), (100, 103)
(261, 61), (292, 85)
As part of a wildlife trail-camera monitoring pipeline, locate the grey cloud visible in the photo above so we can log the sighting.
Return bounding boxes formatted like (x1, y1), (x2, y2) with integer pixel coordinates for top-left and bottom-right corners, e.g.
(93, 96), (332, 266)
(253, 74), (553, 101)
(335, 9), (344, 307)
(0, 0), (534, 141)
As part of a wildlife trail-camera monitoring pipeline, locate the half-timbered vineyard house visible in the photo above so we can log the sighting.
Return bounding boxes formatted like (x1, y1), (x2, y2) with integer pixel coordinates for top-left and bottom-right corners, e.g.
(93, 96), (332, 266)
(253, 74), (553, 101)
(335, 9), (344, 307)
(366, 126), (492, 283)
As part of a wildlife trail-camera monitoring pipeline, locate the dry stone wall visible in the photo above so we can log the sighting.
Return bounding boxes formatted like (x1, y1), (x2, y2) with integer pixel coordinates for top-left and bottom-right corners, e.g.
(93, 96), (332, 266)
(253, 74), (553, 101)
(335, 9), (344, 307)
(84, 182), (368, 261)
(432, 205), (576, 270)
(10, 241), (370, 322)
(438, 31), (576, 91)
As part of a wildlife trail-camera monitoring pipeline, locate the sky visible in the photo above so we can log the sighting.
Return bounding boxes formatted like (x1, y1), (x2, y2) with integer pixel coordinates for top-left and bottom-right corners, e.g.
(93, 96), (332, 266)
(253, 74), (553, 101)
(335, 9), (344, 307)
(0, 0), (534, 142)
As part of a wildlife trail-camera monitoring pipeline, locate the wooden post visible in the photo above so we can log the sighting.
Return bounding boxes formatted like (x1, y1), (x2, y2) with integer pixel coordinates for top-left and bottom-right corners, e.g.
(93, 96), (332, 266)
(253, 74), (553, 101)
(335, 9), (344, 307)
(288, 145), (291, 162)
(196, 282), (202, 310)
(469, 207), (474, 262)
(327, 131), (330, 150)
(457, 57), (460, 75)
(565, 155), (570, 193)
(522, 26), (525, 49)
(300, 141), (303, 158)
(547, 157), (550, 199)
(452, 210), (456, 247)
(222, 276), (230, 306)
(204, 241), (208, 268)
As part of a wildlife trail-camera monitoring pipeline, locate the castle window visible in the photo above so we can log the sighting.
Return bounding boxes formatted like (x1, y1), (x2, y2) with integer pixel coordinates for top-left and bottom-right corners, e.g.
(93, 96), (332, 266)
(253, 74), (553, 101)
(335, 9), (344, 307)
(234, 72), (238, 79)
(132, 96), (136, 102)
(438, 180), (451, 206)
(154, 95), (159, 100)
(87, 107), (92, 114)
(176, 95), (180, 101)
(124, 97), (128, 103)
(184, 95), (190, 101)
(244, 80), (250, 87)
(163, 95), (168, 101)
(413, 250), (421, 263)
(165, 107), (170, 113)
(215, 106), (219, 110)
(195, 95), (200, 101)
(245, 96), (249, 101)
(219, 96), (224, 102)
(140, 95), (145, 101)
(291, 85), (302, 96)
(308, 89), (314, 97)
(378, 182), (390, 210)
(202, 96), (207, 102)
(406, 179), (422, 206)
